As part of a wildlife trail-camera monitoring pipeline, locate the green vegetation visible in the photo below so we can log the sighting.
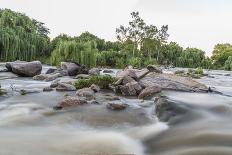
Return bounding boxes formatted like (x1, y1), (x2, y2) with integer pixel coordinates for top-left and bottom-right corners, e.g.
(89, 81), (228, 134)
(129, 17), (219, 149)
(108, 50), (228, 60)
(0, 9), (232, 70)
(75, 75), (116, 89)
(0, 9), (50, 61)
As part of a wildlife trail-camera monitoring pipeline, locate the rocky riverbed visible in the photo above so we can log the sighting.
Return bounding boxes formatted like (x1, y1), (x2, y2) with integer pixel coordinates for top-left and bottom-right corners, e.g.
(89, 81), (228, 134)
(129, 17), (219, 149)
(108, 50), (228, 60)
(1, 61), (232, 155)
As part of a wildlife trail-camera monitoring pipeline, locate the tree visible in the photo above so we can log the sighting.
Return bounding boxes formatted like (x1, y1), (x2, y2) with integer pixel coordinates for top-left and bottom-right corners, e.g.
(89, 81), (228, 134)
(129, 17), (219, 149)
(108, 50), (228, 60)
(224, 56), (232, 71)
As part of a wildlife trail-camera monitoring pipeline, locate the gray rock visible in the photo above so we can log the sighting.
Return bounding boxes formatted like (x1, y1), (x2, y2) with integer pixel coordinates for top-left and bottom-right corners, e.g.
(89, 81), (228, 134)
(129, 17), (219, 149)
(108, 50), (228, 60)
(45, 73), (61, 82)
(120, 81), (143, 96)
(56, 82), (76, 91)
(138, 85), (162, 99)
(19, 89), (41, 95)
(50, 79), (60, 88)
(103, 69), (114, 73)
(6, 61), (42, 77)
(43, 87), (53, 92)
(90, 84), (100, 92)
(140, 73), (208, 92)
(147, 65), (162, 73)
(116, 69), (138, 80)
(155, 96), (188, 122)
(88, 68), (100, 76)
(107, 103), (128, 111)
(75, 74), (90, 79)
(76, 88), (95, 100)
(45, 68), (57, 74)
(33, 74), (48, 81)
(54, 96), (88, 110)
(61, 62), (81, 76)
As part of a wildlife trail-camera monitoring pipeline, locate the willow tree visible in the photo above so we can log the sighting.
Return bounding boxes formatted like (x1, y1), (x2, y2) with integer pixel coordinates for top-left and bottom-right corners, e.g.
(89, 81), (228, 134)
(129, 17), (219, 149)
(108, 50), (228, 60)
(51, 40), (97, 68)
(0, 9), (50, 61)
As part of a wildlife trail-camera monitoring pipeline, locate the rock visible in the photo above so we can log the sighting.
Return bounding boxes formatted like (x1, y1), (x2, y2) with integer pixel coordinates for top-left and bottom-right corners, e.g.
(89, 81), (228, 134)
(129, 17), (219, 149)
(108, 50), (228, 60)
(104, 95), (120, 101)
(147, 65), (162, 73)
(0, 89), (7, 95)
(45, 73), (60, 82)
(6, 61), (42, 77)
(136, 68), (150, 79)
(0, 68), (8, 72)
(103, 69), (114, 73)
(76, 88), (95, 100)
(56, 82), (76, 91)
(90, 84), (100, 92)
(33, 74), (48, 81)
(45, 68), (57, 74)
(116, 69), (138, 80)
(140, 72), (209, 92)
(61, 62), (82, 76)
(120, 81), (143, 96)
(224, 73), (231, 76)
(54, 68), (68, 76)
(88, 68), (100, 76)
(138, 85), (162, 99)
(74, 74), (90, 79)
(19, 89), (41, 95)
(107, 103), (128, 111)
(89, 100), (100, 105)
(54, 96), (88, 110)
(50, 79), (60, 88)
(43, 87), (53, 92)
(155, 96), (188, 122)
(122, 75), (136, 85)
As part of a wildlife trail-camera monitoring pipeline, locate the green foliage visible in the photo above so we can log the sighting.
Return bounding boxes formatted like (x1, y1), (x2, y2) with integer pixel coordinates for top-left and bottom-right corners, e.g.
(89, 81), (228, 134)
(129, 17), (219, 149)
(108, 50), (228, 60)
(128, 57), (142, 68)
(0, 9), (50, 61)
(224, 56), (232, 71)
(75, 75), (116, 89)
(212, 44), (232, 68)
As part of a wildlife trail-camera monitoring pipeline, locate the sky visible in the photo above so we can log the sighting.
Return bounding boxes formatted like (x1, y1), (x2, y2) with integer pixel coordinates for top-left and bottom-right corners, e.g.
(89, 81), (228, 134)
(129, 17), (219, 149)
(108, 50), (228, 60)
(1, 0), (232, 56)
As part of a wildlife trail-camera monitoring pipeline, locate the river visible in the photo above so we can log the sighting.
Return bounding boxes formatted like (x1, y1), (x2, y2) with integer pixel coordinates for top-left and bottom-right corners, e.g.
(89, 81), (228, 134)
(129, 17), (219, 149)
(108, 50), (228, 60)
(0, 65), (232, 155)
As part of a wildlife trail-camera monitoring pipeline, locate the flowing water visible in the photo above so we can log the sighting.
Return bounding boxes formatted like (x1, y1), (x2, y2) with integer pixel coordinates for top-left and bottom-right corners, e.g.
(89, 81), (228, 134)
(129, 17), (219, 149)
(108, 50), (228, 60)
(0, 65), (232, 155)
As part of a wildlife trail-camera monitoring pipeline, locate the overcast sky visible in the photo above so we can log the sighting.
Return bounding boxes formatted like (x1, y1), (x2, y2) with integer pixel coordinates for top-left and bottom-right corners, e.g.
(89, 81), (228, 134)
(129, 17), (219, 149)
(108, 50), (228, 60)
(1, 0), (232, 56)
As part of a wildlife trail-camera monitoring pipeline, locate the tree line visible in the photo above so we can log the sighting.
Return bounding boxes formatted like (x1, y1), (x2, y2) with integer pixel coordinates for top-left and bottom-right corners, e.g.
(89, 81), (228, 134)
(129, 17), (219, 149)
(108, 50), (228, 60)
(0, 9), (232, 70)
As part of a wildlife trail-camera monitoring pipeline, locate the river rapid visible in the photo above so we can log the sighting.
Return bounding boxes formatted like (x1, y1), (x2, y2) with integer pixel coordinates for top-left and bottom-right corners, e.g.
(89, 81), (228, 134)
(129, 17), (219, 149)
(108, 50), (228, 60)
(0, 65), (232, 155)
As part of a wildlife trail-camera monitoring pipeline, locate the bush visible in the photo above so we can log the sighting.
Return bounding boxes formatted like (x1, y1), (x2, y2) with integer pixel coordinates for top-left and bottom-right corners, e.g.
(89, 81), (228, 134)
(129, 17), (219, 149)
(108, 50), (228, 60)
(75, 75), (116, 89)
(143, 58), (157, 66)
(128, 57), (142, 68)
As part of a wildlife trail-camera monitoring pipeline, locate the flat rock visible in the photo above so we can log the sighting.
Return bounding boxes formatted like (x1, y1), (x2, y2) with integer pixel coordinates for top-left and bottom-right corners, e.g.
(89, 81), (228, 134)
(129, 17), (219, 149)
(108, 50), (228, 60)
(140, 73), (208, 92)
(138, 85), (162, 99)
(56, 82), (76, 91)
(54, 96), (88, 110)
(107, 103), (128, 111)
(120, 81), (143, 96)
(76, 88), (95, 100)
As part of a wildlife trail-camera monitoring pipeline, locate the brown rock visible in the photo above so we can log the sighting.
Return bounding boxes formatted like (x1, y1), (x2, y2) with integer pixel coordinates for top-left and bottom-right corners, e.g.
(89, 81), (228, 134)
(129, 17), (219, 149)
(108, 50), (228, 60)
(138, 85), (162, 99)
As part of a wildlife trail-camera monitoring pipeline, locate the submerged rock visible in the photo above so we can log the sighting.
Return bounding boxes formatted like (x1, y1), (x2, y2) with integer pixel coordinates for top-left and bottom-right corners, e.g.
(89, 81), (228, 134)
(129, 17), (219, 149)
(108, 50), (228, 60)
(138, 85), (162, 99)
(107, 103), (129, 111)
(76, 88), (95, 100)
(103, 69), (114, 73)
(19, 89), (41, 95)
(6, 61), (42, 77)
(54, 96), (88, 110)
(43, 87), (53, 92)
(140, 72), (208, 92)
(155, 96), (188, 122)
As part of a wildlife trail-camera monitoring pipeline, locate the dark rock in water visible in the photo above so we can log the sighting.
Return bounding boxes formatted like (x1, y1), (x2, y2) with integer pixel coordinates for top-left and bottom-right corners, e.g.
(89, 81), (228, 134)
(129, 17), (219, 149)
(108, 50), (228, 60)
(107, 103), (128, 110)
(19, 89), (41, 95)
(50, 79), (60, 88)
(224, 73), (231, 76)
(54, 68), (68, 76)
(90, 84), (100, 92)
(116, 69), (138, 81)
(74, 74), (90, 79)
(0, 88), (7, 95)
(56, 82), (76, 91)
(54, 96), (88, 110)
(103, 69), (114, 73)
(76, 88), (95, 100)
(104, 95), (120, 101)
(43, 87), (53, 92)
(120, 81), (142, 96)
(45, 68), (57, 74)
(140, 73), (208, 92)
(44, 73), (61, 82)
(138, 85), (162, 99)
(6, 61), (42, 77)
(147, 65), (162, 73)
(61, 62), (85, 76)
(33, 74), (47, 81)
(88, 68), (100, 76)
(89, 100), (100, 105)
(155, 96), (188, 122)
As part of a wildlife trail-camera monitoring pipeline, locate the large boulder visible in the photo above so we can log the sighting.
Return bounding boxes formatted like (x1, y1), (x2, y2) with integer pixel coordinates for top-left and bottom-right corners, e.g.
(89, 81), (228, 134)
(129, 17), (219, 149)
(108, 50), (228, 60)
(6, 61), (42, 77)
(116, 69), (138, 80)
(140, 72), (209, 92)
(88, 68), (100, 76)
(138, 85), (162, 99)
(120, 81), (143, 96)
(155, 96), (188, 122)
(61, 62), (87, 76)
(54, 96), (87, 110)
(76, 88), (95, 100)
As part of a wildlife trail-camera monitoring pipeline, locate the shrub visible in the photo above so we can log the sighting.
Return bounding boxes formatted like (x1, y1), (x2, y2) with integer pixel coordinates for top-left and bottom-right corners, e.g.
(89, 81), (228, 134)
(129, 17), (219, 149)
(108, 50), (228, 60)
(75, 75), (116, 89)
(128, 57), (142, 68)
